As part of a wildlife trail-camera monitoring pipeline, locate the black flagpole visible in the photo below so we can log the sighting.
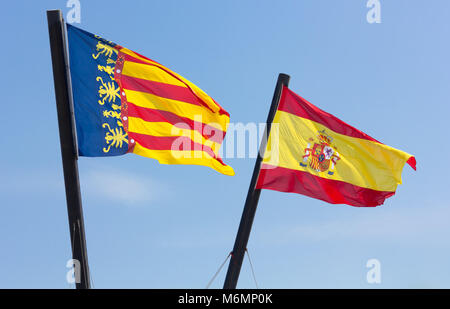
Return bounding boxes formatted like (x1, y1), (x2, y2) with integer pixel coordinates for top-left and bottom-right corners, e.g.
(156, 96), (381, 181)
(47, 10), (91, 289)
(223, 73), (290, 289)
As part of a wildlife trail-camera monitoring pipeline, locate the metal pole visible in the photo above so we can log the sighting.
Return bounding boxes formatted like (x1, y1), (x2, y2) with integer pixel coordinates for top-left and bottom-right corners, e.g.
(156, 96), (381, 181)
(47, 10), (90, 289)
(223, 73), (290, 289)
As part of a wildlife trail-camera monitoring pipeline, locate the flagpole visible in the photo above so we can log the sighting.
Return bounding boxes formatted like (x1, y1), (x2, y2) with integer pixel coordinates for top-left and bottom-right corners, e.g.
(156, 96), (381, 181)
(47, 10), (91, 289)
(223, 73), (290, 289)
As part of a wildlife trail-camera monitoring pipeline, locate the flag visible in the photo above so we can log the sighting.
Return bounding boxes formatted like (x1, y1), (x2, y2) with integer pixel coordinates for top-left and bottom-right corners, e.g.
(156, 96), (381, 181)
(256, 86), (416, 207)
(66, 24), (234, 175)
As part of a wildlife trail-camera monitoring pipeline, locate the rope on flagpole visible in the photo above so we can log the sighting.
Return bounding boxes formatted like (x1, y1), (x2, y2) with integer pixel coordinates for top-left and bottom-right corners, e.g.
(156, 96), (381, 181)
(69, 221), (94, 289)
(206, 252), (232, 289)
(245, 248), (259, 289)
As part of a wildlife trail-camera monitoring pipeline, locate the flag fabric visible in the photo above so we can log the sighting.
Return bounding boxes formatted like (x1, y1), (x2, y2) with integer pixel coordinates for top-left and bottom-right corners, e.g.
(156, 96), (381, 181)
(66, 24), (234, 175)
(256, 86), (416, 207)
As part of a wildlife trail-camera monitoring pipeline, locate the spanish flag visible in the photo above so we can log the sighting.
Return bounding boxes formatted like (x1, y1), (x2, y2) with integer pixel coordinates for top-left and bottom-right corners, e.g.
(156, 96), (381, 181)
(256, 86), (416, 206)
(67, 25), (234, 175)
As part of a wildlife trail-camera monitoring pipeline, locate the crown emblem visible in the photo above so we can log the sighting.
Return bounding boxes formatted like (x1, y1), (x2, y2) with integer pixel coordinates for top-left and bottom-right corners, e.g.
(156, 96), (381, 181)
(317, 129), (333, 145)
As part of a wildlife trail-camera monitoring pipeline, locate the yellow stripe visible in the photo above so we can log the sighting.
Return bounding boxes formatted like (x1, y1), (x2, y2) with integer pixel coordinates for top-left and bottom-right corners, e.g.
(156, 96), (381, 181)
(119, 47), (221, 113)
(124, 89), (229, 131)
(263, 110), (412, 192)
(119, 47), (161, 67)
(122, 61), (187, 88)
(132, 143), (235, 176)
(128, 117), (222, 154)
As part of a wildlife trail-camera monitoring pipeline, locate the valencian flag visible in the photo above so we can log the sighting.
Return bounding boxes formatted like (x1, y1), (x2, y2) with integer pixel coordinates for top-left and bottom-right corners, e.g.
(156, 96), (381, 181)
(66, 25), (234, 175)
(256, 86), (416, 207)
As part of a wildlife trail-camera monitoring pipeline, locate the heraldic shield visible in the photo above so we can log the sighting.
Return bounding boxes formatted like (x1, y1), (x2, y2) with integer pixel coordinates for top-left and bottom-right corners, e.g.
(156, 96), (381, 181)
(300, 130), (340, 175)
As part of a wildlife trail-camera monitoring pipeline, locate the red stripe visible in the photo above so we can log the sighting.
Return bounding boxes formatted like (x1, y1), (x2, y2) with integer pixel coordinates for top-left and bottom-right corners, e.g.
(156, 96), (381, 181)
(278, 86), (381, 143)
(122, 74), (204, 107)
(129, 132), (227, 166)
(407, 156), (417, 171)
(121, 52), (230, 116)
(256, 164), (395, 207)
(127, 102), (225, 143)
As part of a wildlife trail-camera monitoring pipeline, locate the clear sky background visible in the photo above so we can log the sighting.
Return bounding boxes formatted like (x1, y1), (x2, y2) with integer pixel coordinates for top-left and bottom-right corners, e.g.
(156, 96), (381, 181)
(0, 0), (449, 288)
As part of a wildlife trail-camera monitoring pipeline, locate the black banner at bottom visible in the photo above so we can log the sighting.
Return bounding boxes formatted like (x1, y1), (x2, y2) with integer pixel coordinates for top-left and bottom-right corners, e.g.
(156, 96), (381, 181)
(0, 289), (447, 306)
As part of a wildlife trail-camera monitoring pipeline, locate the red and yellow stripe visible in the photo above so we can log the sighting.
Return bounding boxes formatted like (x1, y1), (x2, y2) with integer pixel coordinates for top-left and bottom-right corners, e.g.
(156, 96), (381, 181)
(256, 86), (415, 207)
(113, 46), (234, 175)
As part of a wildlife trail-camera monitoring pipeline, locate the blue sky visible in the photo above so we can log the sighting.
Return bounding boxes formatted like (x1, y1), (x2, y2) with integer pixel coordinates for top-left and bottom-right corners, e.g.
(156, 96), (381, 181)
(0, 0), (449, 288)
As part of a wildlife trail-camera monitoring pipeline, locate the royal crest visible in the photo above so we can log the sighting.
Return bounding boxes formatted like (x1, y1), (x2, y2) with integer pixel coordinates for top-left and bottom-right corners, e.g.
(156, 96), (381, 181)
(300, 129), (340, 175)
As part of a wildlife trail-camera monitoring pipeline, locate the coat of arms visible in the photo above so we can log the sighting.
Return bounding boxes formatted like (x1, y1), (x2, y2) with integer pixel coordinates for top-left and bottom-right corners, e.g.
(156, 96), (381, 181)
(300, 129), (340, 175)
